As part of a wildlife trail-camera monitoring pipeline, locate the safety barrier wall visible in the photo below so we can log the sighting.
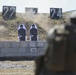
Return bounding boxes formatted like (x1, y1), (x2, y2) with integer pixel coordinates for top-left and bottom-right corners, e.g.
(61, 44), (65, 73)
(0, 41), (47, 57)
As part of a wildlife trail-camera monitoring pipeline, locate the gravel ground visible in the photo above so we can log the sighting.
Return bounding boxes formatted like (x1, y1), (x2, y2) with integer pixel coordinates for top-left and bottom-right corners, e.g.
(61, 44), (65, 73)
(0, 61), (35, 75)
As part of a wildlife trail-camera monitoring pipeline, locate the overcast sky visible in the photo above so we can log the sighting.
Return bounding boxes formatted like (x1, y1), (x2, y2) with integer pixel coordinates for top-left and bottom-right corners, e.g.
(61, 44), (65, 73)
(0, 0), (76, 13)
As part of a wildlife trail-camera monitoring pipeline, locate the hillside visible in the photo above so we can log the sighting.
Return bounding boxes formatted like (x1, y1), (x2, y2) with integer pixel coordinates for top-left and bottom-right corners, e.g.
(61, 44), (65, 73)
(0, 11), (75, 41)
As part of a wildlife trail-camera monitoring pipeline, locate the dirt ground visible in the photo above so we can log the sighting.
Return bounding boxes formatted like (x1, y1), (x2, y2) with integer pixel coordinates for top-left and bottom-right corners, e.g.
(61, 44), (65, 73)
(0, 61), (35, 75)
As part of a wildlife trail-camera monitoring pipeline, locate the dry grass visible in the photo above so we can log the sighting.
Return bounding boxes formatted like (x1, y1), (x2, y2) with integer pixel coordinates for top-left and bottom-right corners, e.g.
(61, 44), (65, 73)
(0, 13), (48, 41)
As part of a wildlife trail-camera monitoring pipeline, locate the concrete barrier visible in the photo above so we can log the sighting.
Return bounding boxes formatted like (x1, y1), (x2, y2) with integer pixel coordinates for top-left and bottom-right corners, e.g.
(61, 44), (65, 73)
(0, 41), (47, 60)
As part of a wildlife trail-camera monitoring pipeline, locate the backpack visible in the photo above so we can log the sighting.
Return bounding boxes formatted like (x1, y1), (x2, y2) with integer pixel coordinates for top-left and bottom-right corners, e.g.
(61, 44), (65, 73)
(44, 24), (76, 72)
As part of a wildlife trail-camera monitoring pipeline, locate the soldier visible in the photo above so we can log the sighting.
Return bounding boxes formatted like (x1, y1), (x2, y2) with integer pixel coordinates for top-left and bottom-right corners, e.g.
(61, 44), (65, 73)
(30, 24), (38, 41)
(18, 24), (26, 41)
(35, 16), (76, 75)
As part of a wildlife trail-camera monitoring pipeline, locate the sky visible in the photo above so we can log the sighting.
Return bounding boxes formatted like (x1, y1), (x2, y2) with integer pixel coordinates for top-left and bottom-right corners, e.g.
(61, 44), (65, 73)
(0, 0), (76, 13)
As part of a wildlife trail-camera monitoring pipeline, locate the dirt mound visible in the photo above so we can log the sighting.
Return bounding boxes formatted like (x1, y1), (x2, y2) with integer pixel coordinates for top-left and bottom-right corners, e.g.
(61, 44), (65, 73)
(0, 11), (75, 41)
